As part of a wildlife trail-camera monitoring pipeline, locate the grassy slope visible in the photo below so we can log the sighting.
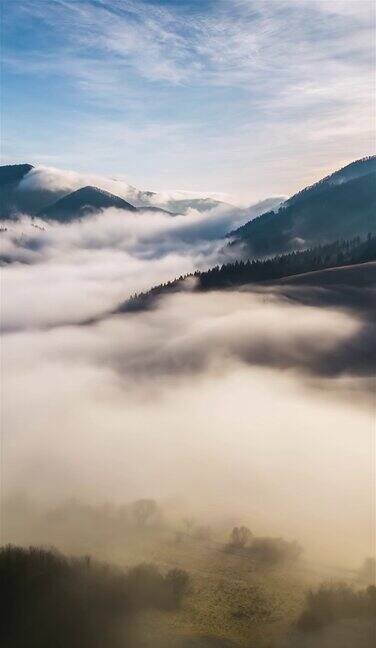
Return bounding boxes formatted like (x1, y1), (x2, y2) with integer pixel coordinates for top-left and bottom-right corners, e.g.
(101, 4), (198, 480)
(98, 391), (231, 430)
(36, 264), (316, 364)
(99, 531), (340, 647)
(1, 515), (363, 648)
(271, 260), (376, 288)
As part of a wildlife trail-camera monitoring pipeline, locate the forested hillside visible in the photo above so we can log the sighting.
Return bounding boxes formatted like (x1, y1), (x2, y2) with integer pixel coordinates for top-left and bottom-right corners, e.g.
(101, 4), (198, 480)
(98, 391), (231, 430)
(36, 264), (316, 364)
(229, 157), (376, 256)
(119, 234), (376, 312)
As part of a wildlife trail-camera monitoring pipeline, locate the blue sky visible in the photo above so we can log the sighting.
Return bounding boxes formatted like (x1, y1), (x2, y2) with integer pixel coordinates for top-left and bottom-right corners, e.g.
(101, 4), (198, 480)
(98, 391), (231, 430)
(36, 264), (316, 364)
(1, 0), (375, 202)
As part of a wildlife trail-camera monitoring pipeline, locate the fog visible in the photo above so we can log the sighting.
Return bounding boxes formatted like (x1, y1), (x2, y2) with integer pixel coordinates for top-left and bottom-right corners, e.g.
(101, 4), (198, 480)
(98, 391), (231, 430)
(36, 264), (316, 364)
(17, 164), (283, 212)
(1, 209), (227, 330)
(1, 209), (374, 573)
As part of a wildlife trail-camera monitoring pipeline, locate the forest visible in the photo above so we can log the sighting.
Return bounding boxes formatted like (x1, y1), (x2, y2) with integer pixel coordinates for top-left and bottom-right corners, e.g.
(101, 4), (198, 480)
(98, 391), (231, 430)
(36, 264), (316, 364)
(121, 233), (376, 312)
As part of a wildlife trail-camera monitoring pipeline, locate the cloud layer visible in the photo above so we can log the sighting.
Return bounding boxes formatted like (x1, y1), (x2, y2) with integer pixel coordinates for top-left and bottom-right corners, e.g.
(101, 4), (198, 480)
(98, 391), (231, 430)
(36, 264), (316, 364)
(1, 205), (374, 566)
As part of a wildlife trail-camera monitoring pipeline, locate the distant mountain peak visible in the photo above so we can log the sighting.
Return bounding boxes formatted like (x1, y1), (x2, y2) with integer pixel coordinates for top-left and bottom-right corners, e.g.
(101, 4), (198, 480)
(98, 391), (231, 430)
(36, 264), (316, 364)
(39, 185), (137, 221)
(63, 185), (137, 204)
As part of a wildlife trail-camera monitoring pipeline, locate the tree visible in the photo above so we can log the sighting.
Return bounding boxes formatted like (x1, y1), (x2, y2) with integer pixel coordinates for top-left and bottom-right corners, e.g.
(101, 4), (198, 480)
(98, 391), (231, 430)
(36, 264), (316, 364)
(0, 545), (190, 648)
(249, 537), (302, 566)
(165, 568), (190, 606)
(229, 526), (253, 549)
(132, 499), (158, 526)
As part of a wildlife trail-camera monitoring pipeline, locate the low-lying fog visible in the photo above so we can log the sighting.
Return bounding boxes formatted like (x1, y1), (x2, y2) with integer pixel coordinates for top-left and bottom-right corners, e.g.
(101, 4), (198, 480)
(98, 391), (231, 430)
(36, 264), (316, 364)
(1, 207), (374, 568)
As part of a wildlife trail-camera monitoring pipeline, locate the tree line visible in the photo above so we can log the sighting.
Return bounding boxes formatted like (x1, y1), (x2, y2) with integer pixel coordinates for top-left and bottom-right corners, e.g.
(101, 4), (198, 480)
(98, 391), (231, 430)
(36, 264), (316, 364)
(196, 233), (376, 289)
(122, 233), (376, 312)
(0, 545), (189, 648)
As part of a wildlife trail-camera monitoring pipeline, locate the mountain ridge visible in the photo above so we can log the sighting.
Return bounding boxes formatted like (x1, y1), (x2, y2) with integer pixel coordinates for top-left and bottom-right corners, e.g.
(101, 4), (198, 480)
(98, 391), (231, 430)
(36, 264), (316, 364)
(284, 155), (376, 207)
(0, 164), (34, 186)
(1, 157), (374, 236)
(115, 234), (376, 314)
(229, 156), (376, 255)
(38, 185), (137, 221)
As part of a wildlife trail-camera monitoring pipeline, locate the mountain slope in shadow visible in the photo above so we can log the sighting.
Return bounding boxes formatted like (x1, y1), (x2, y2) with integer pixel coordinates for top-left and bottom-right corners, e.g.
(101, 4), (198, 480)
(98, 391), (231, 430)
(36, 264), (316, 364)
(38, 185), (137, 221)
(229, 157), (376, 256)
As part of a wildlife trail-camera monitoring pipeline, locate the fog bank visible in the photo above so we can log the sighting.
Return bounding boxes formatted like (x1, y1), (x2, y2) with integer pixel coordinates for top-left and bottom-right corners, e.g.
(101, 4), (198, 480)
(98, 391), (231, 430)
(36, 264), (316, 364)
(1, 209), (374, 569)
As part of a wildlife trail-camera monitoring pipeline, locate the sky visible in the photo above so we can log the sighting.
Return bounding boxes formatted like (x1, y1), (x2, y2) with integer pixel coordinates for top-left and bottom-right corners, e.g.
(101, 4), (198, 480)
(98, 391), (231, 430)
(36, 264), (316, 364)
(1, 0), (375, 202)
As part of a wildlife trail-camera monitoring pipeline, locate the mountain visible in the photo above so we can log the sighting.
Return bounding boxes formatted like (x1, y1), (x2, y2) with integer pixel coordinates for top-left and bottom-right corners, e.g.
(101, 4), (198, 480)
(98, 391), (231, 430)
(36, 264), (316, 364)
(0, 164), (229, 220)
(117, 234), (376, 313)
(0, 164), (174, 219)
(0, 164), (34, 186)
(163, 197), (233, 214)
(0, 163), (76, 217)
(240, 196), (285, 220)
(284, 155), (376, 207)
(2, 157), (373, 236)
(0, 163), (283, 228)
(160, 196), (284, 220)
(229, 157), (376, 256)
(38, 186), (137, 221)
(138, 206), (176, 216)
(0, 164), (35, 218)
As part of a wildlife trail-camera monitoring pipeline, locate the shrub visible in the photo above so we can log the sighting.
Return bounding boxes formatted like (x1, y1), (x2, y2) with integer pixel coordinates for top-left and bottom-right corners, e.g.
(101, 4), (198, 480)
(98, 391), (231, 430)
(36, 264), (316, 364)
(0, 545), (189, 648)
(132, 498), (159, 526)
(297, 582), (376, 632)
(165, 568), (190, 607)
(226, 526), (253, 551)
(248, 537), (302, 567)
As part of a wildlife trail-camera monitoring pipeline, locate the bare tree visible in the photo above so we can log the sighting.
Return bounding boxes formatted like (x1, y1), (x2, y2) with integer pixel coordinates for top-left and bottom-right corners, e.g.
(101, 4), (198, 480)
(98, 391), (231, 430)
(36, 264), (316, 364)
(229, 526), (253, 549)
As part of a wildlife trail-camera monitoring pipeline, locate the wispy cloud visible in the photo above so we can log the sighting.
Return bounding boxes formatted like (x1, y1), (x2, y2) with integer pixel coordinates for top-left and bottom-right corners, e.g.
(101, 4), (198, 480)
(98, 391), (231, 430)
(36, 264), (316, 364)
(2, 0), (374, 200)
(6, 0), (373, 86)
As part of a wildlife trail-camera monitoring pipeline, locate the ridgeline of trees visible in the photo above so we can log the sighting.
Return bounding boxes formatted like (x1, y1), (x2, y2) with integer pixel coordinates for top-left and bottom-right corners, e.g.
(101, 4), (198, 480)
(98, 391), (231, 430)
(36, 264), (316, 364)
(3, 496), (168, 555)
(282, 156), (376, 209)
(0, 545), (189, 648)
(121, 233), (376, 312)
(197, 233), (376, 290)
